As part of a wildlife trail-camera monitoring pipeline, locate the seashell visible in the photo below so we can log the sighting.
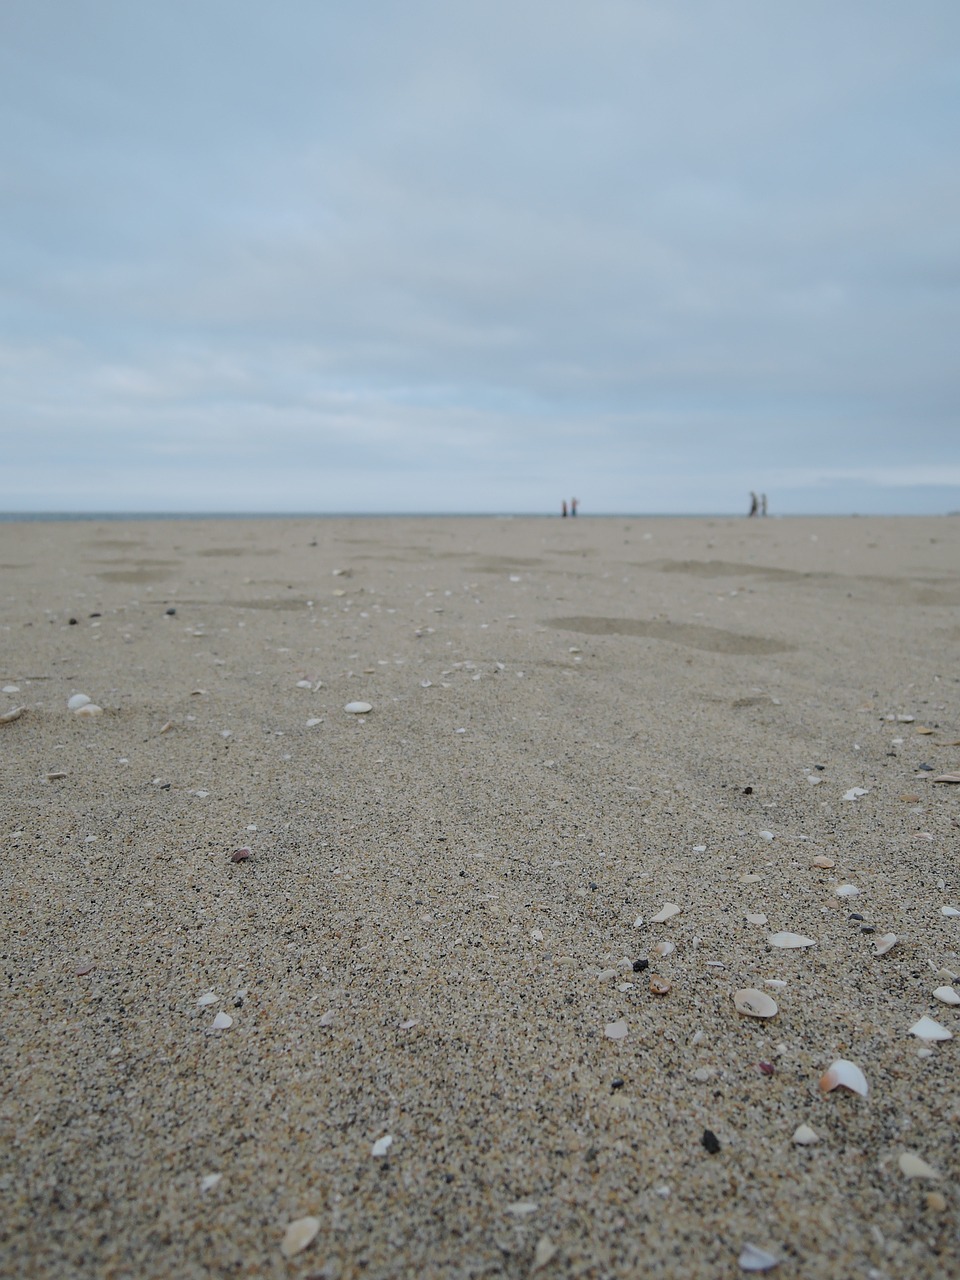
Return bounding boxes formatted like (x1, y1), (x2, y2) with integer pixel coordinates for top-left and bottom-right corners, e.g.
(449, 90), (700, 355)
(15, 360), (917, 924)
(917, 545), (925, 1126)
(899, 1152), (940, 1180)
(651, 940), (674, 958)
(835, 885), (859, 898)
(344, 700), (372, 714)
(739, 873), (764, 884)
(874, 933), (897, 955)
(933, 986), (960, 1006)
(819, 1059), (868, 1097)
(909, 1016), (952, 1042)
(792, 1124), (818, 1145)
(280, 1216), (320, 1258)
(230, 846), (251, 863)
(318, 1009), (335, 1025)
(734, 989), (778, 1018)
(67, 694), (91, 710)
(74, 703), (103, 717)
(212, 1011), (233, 1030)
(604, 1019), (628, 1039)
(768, 932), (815, 949)
(764, 979), (787, 989)
(371, 1134), (393, 1157)
(941, 906), (960, 918)
(597, 968), (618, 981)
(932, 773), (960, 783)
(649, 975), (671, 995)
(0, 706), (25, 724)
(759, 830), (775, 841)
(197, 992), (218, 1007)
(811, 855), (835, 869)
(532, 1236), (557, 1272)
(506, 1200), (539, 1216)
(927, 1191), (947, 1212)
(745, 913), (768, 925)
(650, 903), (681, 923)
(738, 1243), (780, 1272)
(200, 1173), (222, 1191)
(633, 914), (645, 928)
(843, 787), (869, 801)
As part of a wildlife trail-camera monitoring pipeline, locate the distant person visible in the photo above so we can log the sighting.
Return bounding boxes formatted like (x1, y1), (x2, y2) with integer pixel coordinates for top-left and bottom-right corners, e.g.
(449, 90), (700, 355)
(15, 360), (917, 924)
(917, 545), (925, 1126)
(760, 493), (768, 517)
(748, 491), (759, 517)
(571, 497), (578, 517)
(561, 500), (568, 518)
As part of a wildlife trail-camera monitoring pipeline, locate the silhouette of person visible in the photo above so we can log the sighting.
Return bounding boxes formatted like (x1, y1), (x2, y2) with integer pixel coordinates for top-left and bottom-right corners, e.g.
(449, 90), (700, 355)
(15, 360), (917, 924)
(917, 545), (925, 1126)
(561, 500), (568, 518)
(760, 493), (768, 517)
(748, 492), (759, 517)
(571, 497), (578, 517)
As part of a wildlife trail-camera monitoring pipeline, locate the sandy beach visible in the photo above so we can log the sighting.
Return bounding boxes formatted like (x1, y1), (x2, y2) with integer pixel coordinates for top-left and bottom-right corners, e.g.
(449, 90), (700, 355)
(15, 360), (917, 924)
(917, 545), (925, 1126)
(1, 513), (958, 1279)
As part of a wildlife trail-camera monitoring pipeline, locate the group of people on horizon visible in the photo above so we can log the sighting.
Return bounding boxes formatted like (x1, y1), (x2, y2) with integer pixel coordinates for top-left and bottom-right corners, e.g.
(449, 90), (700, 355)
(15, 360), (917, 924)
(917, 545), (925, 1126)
(748, 491), (768, 517)
(561, 497), (579, 517)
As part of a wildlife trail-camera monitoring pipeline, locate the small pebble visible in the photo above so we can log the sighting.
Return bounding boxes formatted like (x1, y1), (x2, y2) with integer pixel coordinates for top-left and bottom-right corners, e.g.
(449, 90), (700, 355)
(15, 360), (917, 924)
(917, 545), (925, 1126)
(701, 1129), (721, 1155)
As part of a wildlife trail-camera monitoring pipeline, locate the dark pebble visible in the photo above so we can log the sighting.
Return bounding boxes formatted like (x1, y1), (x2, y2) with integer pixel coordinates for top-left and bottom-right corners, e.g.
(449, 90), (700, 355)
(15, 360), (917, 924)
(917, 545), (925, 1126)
(611, 1078), (625, 1091)
(918, 763), (934, 771)
(89, 612), (101, 618)
(68, 618), (78, 625)
(848, 913), (864, 922)
(165, 607), (176, 616)
(633, 957), (649, 973)
(860, 925), (875, 934)
(701, 1129), (721, 1155)
(743, 786), (753, 794)
(588, 881), (599, 891)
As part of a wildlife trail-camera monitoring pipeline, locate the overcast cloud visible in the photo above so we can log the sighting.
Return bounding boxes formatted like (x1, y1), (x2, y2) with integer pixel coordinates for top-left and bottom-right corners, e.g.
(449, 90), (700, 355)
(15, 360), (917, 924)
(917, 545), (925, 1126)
(2, 1), (959, 513)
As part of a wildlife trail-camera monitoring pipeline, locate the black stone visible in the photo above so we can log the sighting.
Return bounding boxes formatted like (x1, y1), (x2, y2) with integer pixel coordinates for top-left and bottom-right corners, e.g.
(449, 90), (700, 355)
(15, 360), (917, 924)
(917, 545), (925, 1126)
(165, 607), (176, 616)
(701, 1129), (721, 1155)
(68, 618), (78, 625)
(611, 1078), (625, 1091)
(632, 957), (649, 973)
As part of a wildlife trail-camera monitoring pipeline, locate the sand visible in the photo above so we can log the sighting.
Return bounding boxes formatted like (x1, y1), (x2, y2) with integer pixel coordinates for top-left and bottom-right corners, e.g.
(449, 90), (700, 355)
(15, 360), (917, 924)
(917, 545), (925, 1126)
(1, 513), (958, 1279)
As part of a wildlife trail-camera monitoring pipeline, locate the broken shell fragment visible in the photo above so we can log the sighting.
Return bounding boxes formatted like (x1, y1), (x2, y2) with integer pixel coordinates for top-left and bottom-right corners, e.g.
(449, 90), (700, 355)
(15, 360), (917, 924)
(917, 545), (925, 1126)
(734, 989), (778, 1019)
(873, 933), (898, 956)
(933, 986), (960, 1006)
(74, 703), (103, 717)
(212, 1011), (233, 1030)
(650, 903), (681, 923)
(344, 701), (372, 714)
(230, 846), (251, 863)
(738, 1243), (779, 1272)
(819, 1059), (868, 1097)
(649, 975), (671, 995)
(745, 913), (768, 926)
(0, 706), (25, 724)
(651, 940), (674, 958)
(932, 773), (960, 784)
(604, 1020), (628, 1039)
(811, 856), (836, 869)
(899, 1152), (941, 1180)
(835, 884), (860, 898)
(280, 1216), (320, 1259)
(768, 932), (816, 949)
(67, 694), (91, 710)
(371, 1134), (393, 1157)
(792, 1124), (818, 1145)
(909, 1016), (952, 1042)
(941, 906), (960, 918)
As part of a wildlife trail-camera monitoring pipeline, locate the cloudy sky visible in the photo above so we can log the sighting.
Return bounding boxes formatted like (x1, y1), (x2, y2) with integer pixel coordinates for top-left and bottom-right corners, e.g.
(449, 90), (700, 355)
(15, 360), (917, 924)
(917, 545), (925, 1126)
(2, 1), (959, 514)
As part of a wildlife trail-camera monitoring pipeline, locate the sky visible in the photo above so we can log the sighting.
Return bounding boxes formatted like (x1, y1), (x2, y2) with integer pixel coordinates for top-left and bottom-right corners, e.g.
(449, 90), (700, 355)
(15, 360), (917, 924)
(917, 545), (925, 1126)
(2, 1), (959, 515)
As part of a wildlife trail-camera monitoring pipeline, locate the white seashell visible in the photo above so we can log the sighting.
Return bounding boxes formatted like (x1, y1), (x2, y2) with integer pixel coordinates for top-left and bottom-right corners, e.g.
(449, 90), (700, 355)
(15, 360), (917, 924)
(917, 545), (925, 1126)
(739, 1242), (780, 1271)
(604, 1020), (628, 1040)
(768, 932), (816, 949)
(506, 1200), (539, 1216)
(295, 680), (312, 689)
(67, 694), (91, 710)
(909, 1016), (952, 1042)
(597, 968), (618, 981)
(843, 787), (869, 801)
(306, 717), (322, 727)
(74, 703), (103, 717)
(734, 989), (778, 1018)
(941, 906), (960, 918)
(759, 830), (775, 841)
(2, 685), (19, 694)
(819, 1059), (868, 1097)
(764, 979), (787, 989)
(532, 1236), (557, 1272)
(745, 913), (768, 925)
(899, 1152), (940, 1180)
(874, 933), (898, 955)
(650, 903), (681, 923)
(792, 1124), (818, 1145)
(651, 941), (675, 958)
(933, 986), (960, 1006)
(280, 1216), (320, 1258)
(530, 928), (544, 941)
(811, 855), (835, 869)
(200, 1173), (222, 1191)
(344, 701), (372, 714)
(835, 885), (860, 898)
(633, 914), (644, 928)
(932, 773), (960, 784)
(739, 873), (764, 884)
(197, 992), (218, 1007)
(212, 1011), (233, 1030)
(371, 1134), (393, 1157)
(0, 706), (25, 724)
